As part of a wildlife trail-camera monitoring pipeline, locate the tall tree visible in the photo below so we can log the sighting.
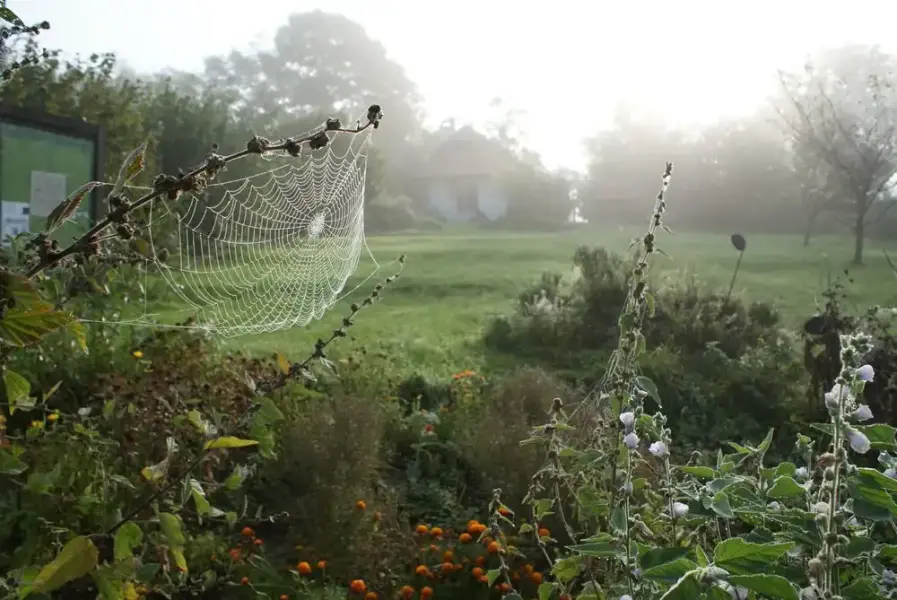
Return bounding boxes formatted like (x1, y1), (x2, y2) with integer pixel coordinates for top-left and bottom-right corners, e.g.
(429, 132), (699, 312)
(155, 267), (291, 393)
(777, 44), (897, 264)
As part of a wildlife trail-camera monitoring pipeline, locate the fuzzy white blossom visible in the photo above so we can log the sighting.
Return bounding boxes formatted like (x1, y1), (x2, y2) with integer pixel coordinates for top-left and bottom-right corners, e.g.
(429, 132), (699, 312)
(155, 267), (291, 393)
(623, 432), (639, 449)
(852, 404), (874, 422)
(794, 467), (808, 480)
(619, 411), (635, 428)
(812, 501), (830, 514)
(649, 441), (668, 458)
(619, 596), (633, 600)
(824, 383), (855, 412)
(856, 364), (875, 382)
(671, 501), (689, 519)
(885, 467), (897, 479)
(847, 428), (871, 454)
(767, 501), (782, 512)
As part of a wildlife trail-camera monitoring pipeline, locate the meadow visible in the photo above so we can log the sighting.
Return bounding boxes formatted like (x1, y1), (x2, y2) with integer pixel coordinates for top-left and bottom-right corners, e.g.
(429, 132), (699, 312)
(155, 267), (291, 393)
(217, 226), (897, 377)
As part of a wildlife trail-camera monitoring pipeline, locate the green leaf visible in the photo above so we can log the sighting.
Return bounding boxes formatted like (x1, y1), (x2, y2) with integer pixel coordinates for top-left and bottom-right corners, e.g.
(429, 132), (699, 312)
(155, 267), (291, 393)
(610, 504), (627, 534)
(767, 476), (805, 498)
(640, 547), (690, 570)
(856, 467), (897, 493)
(658, 572), (701, 600)
(550, 555), (582, 582)
(840, 577), (882, 600)
(4, 369), (30, 414)
(158, 513), (186, 547)
(568, 541), (619, 558)
(0, 6), (24, 26)
(678, 465), (715, 479)
(848, 479), (897, 518)
(711, 492), (735, 519)
(111, 142), (147, 195)
(113, 522), (143, 561)
(485, 568), (501, 587)
(641, 558), (697, 583)
(695, 546), (709, 567)
(0, 450), (28, 475)
(0, 305), (76, 347)
(645, 293), (656, 317)
(712, 538), (794, 575)
(728, 574), (798, 600)
(45, 182), (101, 233)
(756, 428), (775, 456)
(22, 535), (98, 597)
(635, 375), (661, 407)
(538, 582), (554, 600)
(203, 436), (259, 450)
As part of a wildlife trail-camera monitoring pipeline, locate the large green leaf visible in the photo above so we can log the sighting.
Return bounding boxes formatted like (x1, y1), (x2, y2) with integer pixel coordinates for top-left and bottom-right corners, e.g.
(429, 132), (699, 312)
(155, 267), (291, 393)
(113, 522), (143, 561)
(641, 558), (697, 583)
(0, 305), (77, 347)
(841, 577), (884, 600)
(658, 572), (701, 600)
(4, 369), (31, 414)
(767, 476), (805, 498)
(728, 574), (798, 600)
(21, 536), (98, 597)
(712, 538), (793, 575)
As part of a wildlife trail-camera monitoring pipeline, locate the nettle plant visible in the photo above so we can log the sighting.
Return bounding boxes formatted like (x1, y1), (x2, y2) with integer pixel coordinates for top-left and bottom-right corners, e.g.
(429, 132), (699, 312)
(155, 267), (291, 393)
(481, 164), (897, 600)
(0, 105), (393, 599)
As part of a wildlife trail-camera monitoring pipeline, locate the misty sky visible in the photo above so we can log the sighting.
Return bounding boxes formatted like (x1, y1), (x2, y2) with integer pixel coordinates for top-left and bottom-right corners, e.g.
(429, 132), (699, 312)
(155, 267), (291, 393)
(10, 0), (897, 171)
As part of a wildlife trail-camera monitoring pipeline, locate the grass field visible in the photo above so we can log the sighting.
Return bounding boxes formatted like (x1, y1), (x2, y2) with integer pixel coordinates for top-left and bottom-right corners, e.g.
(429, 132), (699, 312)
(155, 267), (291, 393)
(196, 227), (897, 378)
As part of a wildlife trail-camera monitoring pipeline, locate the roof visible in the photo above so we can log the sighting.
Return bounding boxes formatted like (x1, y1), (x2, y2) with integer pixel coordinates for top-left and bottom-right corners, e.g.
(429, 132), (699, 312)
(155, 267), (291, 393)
(419, 126), (517, 178)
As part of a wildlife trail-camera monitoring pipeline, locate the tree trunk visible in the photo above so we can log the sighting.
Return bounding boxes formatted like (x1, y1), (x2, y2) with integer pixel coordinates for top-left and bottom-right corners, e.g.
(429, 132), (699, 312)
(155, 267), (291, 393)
(853, 201), (866, 265)
(803, 209), (818, 247)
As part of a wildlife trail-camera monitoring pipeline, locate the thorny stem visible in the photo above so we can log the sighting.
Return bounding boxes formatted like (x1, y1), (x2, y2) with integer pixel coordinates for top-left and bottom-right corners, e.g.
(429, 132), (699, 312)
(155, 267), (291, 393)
(25, 109), (382, 280)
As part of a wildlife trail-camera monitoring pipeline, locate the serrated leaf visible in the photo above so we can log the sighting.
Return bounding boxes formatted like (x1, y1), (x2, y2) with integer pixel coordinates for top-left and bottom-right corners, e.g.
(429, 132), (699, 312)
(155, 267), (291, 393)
(45, 182), (101, 233)
(112, 142), (147, 195)
(203, 436), (259, 450)
(728, 574), (798, 600)
(713, 538), (793, 575)
(22, 535), (98, 597)
(113, 522), (143, 561)
(0, 305), (77, 347)
(4, 369), (30, 414)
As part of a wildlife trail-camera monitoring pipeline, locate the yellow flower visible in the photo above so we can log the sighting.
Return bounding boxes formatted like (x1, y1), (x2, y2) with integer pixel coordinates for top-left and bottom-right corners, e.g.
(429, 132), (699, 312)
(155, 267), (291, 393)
(47, 412), (59, 422)
(132, 350), (144, 359)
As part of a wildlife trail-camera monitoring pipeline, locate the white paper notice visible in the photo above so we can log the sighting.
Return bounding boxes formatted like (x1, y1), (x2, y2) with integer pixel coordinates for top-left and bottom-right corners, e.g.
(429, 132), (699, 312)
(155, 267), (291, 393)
(30, 170), (67, 218)
(1, 201), (30, 243)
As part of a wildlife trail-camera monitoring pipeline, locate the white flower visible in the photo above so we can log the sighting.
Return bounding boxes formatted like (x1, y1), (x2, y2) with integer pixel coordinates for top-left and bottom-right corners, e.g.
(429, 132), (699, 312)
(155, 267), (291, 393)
(619, 411), (635, 428)
(767, 501), (782, 512)
(846, 428), (871, 454)
(623, 432), (639, 449)
(622, 481), (633, 495)
(856, 364), (875, 382)
(885, 467), (897, 479)
(852, 404), (874, 422)
(620, 596), (633, 600)
(794, 467), (808, 480)
(671, 501), (689, 519)
(649, 441), (668, 458)
(824, 383), (854, 411)
(812, 501), (830, 514)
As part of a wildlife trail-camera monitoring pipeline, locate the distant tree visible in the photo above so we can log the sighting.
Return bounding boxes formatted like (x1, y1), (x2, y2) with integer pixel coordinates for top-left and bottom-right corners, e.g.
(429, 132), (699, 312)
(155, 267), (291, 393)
(777, 44), (897, 264)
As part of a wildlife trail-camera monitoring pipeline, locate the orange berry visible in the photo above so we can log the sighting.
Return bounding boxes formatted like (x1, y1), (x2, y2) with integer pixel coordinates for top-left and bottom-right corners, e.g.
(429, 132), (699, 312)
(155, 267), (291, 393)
(280, 596), (288, 600)
(459, 533), (472, 543)
(317, 560), (327, 570)
(297, 561), (312, 575)
(478, 575), (489, 584)
(442, 550), (454, 562)
(487, 541), (499, 554)
(472, 567), (484, 578)
(538, 528), (550, 538)
(240, 577), (249, 585)
(453, 563), (463, 572)
(350, 580), (367, 594)
(475, 556), (486, 567)
(400, 586), (415, 599)
(524, 564), (534, 575)
(373, 511), (382, 522)
(356, 500), (367, 511)
(253, 538), (263, 546)
(430, 527), (443, 538)
(512, 572), (520, 581)
(241, 526), (254, 537)
(531, 572), (543, 585)
(415, 565), (428, 576)
(426, 571), (436, 580)
(441, 562), (453, 573)
(365, 593), (378, 600)
(420, 586), (433, 598)
(228, 548), (241, 561)
(499, 582), (511, 592)
(473, 523), (487, 534)
(416, 524), (428, 535)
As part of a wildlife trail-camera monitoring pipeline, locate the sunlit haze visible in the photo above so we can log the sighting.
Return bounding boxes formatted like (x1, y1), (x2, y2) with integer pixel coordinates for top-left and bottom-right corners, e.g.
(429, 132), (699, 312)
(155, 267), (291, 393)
(11, 0), (897, 170)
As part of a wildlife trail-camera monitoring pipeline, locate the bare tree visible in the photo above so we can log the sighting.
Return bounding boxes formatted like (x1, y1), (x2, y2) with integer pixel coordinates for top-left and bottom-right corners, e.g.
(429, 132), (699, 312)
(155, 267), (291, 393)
(778, 45), (897, 264)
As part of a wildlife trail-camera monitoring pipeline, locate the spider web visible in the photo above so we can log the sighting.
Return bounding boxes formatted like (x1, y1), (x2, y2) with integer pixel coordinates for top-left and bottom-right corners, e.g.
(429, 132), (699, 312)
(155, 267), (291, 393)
(100, 118), (378, 337)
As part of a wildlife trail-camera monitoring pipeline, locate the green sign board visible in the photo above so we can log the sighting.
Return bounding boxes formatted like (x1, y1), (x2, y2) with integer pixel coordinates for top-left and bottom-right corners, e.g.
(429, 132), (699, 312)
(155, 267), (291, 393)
(0, 107), (103, 245)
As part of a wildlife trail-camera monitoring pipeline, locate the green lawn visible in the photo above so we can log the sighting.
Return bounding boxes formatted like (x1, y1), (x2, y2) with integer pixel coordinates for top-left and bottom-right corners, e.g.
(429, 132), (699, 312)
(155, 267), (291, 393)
(193, 227), (897, 378)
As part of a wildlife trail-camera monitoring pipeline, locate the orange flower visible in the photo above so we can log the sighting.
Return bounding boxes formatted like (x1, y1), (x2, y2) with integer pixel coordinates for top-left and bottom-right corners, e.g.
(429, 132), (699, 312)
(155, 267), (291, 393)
(538, 527), (550, 538)
(487, 541), (500, 554)
(228, 548), (241, 561)
(420, 586), (433, 598)
(531, 572), (543, 585)
(241, 526), (255, 537)
(415, 524), (428, 535)
(499, 582), (511, 593)
(297, 561), (312, 575)
(240, 577), (249, 585)
(356, 500), (367, 511)
(365, 593), (378, 600)
(350, 580), (367, 594)
(317, 560), (327, 570)
(472, 567), (484, 578)
(400, 586), (415, 599)
(459, 533), (472, 544)
(429, 527), (443, 538)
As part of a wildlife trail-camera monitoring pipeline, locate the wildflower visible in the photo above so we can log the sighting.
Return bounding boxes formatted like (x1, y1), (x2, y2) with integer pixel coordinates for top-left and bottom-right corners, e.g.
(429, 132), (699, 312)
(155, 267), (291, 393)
(317, 560), (327, 570)
(459, 533), (472, 543)
(475, 556), (486, 567)
(847, 427), (872, 454)
(241, 526), (255, 537)
(671, 502), (689, 519)
(648, 441), (668, 458)
(240, 577), (249, 585)
(415, 565), (428, 576)
(47, 412), (59, 422)
(620, 596), (634, 600)
(133, 350), (143, 359)
(350, 580), (367, 594)
(420, 587), (433, 598)
(478, 575), (489, 584)
(297, 561), (312, 575)
(623, 432), (639, 450)
(280, 596), (288, 600)
(355, 500), (367, 511)
(794, 467), (808, 480)
(430, 527), (443, 538)
(852, 405), (874, 422)
(415, 524), (428, 535)
(619, 411), (635, 428)
(856, 364), (875, 382)
(428, 544), (438, 552)
(487, 541), (500, 554)
(400, 586), (415, 599)
(824, 383), (853, 411)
